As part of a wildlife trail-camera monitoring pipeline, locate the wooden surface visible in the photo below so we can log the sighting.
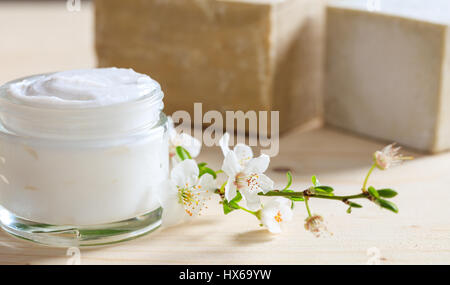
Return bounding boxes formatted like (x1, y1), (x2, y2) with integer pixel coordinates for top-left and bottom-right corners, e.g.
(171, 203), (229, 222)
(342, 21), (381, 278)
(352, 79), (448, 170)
(0, 2), (449, 265)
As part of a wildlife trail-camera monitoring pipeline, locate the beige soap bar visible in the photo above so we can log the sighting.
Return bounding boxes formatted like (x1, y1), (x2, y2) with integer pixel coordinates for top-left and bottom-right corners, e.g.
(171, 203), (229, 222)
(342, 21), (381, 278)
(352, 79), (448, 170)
(95, 0), (324, 134)
(325, 0), (450, 152)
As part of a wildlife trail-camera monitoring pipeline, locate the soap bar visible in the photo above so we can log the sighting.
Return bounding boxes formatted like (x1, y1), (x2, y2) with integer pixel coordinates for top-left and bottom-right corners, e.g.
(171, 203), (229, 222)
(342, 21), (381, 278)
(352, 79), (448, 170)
(325, 0), (450, 152)
(95, 0), (325, 134)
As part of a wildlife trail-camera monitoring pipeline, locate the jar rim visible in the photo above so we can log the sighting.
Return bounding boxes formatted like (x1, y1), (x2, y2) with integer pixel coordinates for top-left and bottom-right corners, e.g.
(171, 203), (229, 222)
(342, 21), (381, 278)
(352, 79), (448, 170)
(0, 72), (164, 112)
(0, 72), (165, 140)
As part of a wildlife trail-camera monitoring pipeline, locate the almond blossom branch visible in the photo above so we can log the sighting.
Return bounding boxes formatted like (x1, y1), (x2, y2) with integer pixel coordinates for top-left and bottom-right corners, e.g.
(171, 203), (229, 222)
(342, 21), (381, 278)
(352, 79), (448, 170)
(259, 190), (368, 201)
(159, 121), (410, 236)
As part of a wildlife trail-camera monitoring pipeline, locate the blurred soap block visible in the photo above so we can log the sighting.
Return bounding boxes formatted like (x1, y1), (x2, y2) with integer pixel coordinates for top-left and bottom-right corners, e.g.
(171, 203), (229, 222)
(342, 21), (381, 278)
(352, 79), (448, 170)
(95, 0), (325, 134)
(326, 0), (450, 152)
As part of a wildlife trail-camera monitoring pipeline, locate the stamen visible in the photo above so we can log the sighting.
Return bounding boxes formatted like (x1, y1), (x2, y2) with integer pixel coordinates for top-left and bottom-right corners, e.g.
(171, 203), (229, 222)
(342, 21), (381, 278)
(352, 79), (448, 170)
(177, 185), (209, 216)
(274, 211), (283, 223)
(234, 172), (260, 192)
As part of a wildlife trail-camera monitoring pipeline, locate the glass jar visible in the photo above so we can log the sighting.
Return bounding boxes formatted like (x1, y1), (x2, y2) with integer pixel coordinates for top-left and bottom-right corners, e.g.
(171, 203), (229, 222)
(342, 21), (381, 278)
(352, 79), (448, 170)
(0, 73), (169, 247)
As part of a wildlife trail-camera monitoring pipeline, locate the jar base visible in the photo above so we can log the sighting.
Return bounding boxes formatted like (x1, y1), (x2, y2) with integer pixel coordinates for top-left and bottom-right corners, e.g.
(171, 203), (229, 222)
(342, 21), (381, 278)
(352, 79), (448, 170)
(0, 206), (162, 247)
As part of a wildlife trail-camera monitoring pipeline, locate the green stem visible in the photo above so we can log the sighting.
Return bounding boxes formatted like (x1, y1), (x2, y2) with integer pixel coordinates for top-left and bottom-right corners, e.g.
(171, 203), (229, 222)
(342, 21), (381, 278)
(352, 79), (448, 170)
(237, 205), (258, 216)
(259, 191), (367, 201)
(215, 187), (370, 213)
(362, 163), (376, 192)
(304, 198), (312, 217)
(218, 182), (227, 195)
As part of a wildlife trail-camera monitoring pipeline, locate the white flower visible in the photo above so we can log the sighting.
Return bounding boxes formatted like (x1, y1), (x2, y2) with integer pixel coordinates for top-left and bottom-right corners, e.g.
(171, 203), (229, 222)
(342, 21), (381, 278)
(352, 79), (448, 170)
(167, 117), (201, 163)
(219, 133), (274, 211)
(259, 198), (293, 234)
(158, 159), (216, 226)
(373, 143), (412, 170)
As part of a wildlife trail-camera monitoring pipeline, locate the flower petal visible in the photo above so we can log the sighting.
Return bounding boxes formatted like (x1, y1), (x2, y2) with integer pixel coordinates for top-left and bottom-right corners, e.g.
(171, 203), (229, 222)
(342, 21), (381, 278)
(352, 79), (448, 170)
(222, 151), (241, 178)
(265, 219), (282, 234)
(171, 159), (199, 187)
(197, 173), (216, 195)
(224, 178), (237, 201)
(245, 154), (270, 174)
(281, 206), (294, 221)
(157, 180), (186, 227)
(273, 197), (293, 220)
(176, 133), (202, 158)
(171, 156), (180, 166)
(161, 199), (187, 227)
(234, 144), (253, 165)
(241, 190), (261, 211)
(259, 197), (292, 233)
(157, 179), (178, 205)
(257, 174), (274, 193)
(260, 206), (282, 233)
(219, 133), (230, 157)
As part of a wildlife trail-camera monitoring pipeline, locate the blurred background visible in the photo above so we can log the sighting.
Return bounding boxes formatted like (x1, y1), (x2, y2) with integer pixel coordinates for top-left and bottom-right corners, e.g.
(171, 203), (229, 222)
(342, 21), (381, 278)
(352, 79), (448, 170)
(0, 0), (95, 83)
(1, 0), (449, 154)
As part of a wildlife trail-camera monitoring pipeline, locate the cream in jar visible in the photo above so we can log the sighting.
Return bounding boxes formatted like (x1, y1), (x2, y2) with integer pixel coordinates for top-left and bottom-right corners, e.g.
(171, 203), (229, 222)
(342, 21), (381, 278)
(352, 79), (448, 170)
(0, 68), (169, 246)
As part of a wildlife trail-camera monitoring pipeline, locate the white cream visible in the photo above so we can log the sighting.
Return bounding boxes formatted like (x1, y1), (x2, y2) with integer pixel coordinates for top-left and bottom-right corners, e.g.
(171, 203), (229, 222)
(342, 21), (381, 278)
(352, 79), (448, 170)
(6, 67), (161, 107)
(0, 68), (168, 226)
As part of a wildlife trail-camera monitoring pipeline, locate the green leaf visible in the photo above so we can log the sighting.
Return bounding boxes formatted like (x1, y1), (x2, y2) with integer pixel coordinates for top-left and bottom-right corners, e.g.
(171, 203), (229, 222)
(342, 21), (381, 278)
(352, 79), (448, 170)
(290, 197), (305, 202)
(348, 201), (362, 208)
(311, 175), (320, 186)
(222, 191), (243, 215)
(368, 186), (380, 199)
(199, 166), (217, 179)
(281, 189), (304, 202)
(313, 186), (334, 196)
(198, 161), (218, 179)
(314, 186), (334, 193)
(175, 146), (192, 161)
(346, 207), (352, 214)
(376, 199), (399, 213)
(223, 192), (243, 215)
(227, 202), (240, 210)
(223, 202), (233, 214)
(228, 191), (242, 207)
(377, 189), (398, 198)
(282, 172), (293, 191)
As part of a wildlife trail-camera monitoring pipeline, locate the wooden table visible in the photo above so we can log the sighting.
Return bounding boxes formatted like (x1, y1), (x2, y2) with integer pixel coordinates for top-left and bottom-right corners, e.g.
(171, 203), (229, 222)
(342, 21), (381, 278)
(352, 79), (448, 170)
(0, 1), (449, 265)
